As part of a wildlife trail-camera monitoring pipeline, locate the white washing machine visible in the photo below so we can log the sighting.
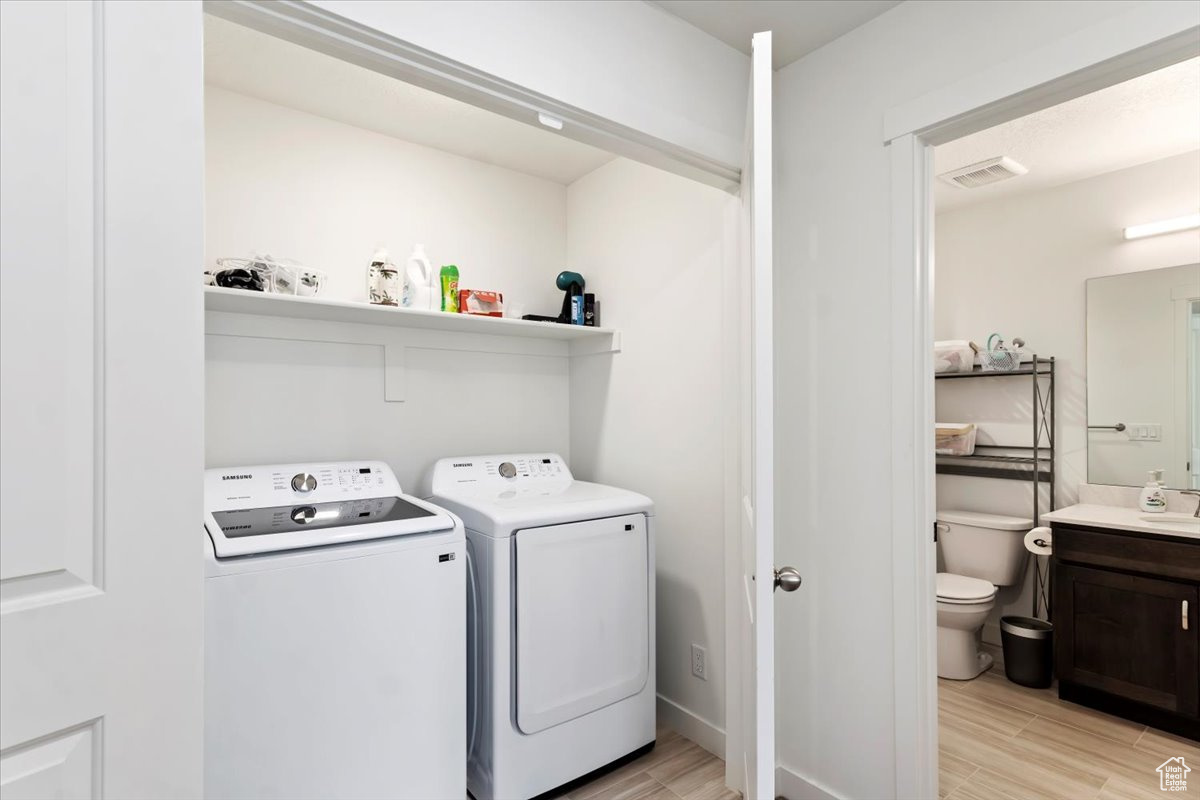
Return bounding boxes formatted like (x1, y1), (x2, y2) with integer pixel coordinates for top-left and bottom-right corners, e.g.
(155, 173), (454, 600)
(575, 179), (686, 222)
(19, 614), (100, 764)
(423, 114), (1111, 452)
(426, 453), (655, 800)
(204, 461), (466, 800)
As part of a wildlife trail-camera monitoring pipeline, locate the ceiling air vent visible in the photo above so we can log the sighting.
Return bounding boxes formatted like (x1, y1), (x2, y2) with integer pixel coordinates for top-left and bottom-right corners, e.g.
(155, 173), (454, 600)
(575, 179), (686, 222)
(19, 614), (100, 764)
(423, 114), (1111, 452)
(937, 156), (1028, 189)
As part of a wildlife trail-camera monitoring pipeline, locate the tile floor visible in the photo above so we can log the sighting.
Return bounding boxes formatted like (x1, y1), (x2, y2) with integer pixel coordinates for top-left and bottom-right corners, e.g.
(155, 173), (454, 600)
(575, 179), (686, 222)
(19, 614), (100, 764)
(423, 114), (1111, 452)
(553, 727), (738, 800)
(939, 645), (1200, 800)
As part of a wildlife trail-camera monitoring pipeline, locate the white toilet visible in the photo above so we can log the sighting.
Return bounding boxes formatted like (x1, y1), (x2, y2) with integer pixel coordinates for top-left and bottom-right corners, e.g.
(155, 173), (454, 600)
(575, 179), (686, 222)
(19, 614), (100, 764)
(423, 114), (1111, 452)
(936, 509), (1033, 680)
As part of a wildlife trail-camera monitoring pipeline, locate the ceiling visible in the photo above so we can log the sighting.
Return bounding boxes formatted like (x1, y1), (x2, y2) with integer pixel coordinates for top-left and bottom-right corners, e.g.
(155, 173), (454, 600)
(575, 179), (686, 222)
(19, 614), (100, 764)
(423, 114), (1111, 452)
(203, 16), (615, 186)
(935, 57), (1200, 212)
(650, 0), (901, 69)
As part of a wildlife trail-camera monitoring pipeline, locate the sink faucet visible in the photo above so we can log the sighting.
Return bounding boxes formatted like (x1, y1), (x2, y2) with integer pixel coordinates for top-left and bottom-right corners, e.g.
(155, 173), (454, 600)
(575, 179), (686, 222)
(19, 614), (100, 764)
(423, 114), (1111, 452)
(1183, 490), (1200, 518)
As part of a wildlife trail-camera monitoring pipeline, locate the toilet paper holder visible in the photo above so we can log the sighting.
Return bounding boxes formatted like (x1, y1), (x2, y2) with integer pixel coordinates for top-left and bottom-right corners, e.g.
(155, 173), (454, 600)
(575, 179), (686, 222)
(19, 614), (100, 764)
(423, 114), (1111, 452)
(1024, 526), (1053, 555)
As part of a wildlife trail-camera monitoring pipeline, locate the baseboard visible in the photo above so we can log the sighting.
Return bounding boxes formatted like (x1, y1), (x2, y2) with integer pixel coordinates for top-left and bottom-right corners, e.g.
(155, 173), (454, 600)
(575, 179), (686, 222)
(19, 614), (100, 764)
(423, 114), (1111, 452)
(655, 694), (725, 758)
(776, 764), (844, 800)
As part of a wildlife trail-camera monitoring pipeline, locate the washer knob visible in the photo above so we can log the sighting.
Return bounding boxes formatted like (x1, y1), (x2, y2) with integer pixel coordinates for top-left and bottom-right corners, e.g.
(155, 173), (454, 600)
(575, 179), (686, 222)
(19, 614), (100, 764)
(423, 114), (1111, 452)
(498, 462), (517, 479)
(291, 472), (317, 493)
(290, 506), (317, 524)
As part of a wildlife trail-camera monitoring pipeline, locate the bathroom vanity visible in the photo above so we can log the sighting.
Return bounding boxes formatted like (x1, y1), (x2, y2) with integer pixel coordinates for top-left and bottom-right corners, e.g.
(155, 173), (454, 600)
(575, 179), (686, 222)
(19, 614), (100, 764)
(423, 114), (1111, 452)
(1043, 502), (1200, 740)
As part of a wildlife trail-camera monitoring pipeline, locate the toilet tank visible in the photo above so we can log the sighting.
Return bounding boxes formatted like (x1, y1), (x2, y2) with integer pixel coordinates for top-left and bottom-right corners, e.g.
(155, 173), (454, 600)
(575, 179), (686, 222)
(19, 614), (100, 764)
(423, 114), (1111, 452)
(937, 509), (1033, 586)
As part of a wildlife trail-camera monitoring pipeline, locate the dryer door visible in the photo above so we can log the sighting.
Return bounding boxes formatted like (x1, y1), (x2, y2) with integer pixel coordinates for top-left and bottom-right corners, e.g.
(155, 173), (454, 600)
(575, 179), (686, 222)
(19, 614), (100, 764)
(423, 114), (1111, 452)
(514, 513), (649, 734)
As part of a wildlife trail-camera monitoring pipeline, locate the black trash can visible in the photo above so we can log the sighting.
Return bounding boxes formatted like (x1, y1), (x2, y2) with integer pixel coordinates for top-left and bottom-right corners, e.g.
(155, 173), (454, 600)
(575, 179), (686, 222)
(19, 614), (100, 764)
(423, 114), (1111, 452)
(1000, 616), (1053, 688)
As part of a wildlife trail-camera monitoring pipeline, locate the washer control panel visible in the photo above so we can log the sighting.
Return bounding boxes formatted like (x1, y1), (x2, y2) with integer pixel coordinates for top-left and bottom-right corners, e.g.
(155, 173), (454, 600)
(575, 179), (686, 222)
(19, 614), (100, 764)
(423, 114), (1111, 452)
(431, 453), (571, 491)
(205, 460), (401, 511)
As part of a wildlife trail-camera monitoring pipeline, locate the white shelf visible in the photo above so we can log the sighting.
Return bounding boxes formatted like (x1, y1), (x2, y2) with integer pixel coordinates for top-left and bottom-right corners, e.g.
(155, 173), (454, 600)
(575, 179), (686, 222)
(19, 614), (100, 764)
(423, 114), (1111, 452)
(203, 286), (619, 354)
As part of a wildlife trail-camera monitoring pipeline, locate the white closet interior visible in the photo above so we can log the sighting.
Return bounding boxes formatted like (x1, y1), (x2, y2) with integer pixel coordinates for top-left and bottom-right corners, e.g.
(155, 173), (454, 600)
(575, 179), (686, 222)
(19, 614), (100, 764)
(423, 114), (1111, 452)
(203, 14), (735, 736)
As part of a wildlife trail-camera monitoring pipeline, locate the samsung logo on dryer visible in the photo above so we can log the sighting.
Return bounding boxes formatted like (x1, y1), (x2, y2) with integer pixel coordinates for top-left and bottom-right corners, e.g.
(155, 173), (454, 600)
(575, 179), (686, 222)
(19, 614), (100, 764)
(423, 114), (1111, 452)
(452, 462), (473, 468)
(222, 474), (253, 481)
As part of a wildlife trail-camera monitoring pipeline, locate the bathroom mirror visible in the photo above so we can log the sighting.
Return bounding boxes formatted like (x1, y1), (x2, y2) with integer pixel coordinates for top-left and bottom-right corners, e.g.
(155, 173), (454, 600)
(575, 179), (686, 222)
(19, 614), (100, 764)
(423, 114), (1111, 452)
(1087, 263), (1200, 489)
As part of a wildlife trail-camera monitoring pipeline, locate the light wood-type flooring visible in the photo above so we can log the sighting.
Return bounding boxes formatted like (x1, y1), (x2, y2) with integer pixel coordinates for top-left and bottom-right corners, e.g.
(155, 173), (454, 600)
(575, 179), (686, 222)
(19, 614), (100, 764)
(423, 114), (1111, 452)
(550, 726), (737, 800)
(552, 645), (1198, 800)
(939, 645), (1200, 800)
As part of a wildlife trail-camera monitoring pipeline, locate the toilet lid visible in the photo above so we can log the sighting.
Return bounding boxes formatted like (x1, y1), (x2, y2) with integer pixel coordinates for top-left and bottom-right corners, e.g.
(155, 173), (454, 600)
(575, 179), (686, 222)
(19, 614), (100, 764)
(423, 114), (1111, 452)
(937, 572), (995, 602)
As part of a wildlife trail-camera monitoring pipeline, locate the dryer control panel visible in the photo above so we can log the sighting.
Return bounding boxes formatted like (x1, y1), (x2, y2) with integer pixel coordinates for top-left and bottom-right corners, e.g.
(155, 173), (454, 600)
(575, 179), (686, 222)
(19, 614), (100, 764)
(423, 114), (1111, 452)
(430, 453), (572, 491)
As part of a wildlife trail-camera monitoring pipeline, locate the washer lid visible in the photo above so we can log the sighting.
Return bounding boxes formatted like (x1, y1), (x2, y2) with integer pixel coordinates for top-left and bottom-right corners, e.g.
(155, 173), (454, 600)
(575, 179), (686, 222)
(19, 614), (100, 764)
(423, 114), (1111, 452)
(937, 572), (996, 601)
(430, 480), (652, 536)
(203, 461), (454, 558)
(936, 509), (1032, 530)
(426, 454), (653, 536)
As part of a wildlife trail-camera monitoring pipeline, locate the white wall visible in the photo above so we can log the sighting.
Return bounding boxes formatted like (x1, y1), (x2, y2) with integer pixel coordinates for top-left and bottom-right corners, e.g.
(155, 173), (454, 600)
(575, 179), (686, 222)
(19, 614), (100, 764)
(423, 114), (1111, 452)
(773, 3), (1196, 798)
(204, 322), (571, 490)
(205, 86), (567, 314)
(306, 0), (749, 169)
(935, 151), (1200, 641)
(204, 86), (575, 485)
(567, 158), (732, 747)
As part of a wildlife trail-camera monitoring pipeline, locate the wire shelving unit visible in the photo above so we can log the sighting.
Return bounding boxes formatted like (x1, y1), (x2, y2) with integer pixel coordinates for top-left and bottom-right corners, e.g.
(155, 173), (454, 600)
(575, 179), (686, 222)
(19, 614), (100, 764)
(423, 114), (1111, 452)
(935, 356), (1056, 617)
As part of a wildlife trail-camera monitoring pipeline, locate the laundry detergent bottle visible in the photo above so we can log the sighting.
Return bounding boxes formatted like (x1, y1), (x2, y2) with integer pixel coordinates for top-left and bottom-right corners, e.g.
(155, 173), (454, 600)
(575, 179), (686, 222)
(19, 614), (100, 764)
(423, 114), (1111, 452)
(401, 244), (435, 310)
(367, 247), (398, 306)
(439, 264), (459, 312)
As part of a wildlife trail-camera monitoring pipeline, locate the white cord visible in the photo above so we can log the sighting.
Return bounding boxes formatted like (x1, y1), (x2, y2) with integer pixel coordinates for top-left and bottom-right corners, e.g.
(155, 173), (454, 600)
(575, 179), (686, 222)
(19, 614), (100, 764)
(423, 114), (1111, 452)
(464, 545), (480, 760)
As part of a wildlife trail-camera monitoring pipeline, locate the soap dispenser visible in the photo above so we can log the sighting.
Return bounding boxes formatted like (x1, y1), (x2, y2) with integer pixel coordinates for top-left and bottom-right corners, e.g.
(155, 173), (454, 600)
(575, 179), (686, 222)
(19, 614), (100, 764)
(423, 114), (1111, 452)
(1138, 469), (1167, 513)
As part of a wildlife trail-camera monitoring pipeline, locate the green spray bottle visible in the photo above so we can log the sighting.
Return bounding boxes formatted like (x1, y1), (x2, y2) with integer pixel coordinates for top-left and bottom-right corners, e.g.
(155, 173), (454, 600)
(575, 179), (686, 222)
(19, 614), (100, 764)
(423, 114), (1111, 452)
(439, 264), (459, 312)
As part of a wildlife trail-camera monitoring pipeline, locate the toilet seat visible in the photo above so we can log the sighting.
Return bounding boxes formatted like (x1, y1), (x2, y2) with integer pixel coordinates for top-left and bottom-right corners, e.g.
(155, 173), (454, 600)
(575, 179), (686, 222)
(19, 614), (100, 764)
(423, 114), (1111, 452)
(936, 572), (996, 604)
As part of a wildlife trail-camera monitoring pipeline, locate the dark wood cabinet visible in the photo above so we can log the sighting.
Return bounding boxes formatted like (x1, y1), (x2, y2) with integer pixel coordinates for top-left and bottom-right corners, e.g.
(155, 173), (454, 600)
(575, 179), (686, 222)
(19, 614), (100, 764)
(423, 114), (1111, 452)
(1052, 524), (1200, 740)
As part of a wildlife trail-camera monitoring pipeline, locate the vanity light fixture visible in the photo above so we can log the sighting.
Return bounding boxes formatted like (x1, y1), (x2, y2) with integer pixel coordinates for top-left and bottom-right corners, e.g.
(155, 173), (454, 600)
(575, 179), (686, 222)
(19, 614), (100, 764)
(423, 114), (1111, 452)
(1122, 213), (1200, 240)
(537, 112), (564, 131)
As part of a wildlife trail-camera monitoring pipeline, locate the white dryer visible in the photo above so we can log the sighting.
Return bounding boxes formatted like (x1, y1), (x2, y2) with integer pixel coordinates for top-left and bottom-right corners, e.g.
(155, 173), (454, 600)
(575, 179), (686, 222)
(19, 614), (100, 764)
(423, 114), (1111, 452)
(204, 461), (466, 800)
(427, 454), (656, 800)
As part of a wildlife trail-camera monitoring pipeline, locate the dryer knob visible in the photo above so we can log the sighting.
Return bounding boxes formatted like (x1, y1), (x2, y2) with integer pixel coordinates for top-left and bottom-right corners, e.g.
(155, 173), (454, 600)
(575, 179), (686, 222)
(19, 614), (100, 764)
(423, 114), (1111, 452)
(498, 462), (517, 479)
(291, 472), (318, 493)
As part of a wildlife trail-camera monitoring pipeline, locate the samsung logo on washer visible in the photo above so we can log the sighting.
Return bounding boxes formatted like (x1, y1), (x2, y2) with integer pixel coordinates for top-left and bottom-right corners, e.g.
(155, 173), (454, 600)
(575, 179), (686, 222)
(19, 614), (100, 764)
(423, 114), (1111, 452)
(222, 474), (252, 481)
(452, 463), (473, 468)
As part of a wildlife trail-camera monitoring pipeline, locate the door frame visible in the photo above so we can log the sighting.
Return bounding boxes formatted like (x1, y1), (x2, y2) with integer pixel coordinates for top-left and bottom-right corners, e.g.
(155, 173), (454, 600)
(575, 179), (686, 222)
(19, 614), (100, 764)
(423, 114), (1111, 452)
(885, 8), (1200, 798)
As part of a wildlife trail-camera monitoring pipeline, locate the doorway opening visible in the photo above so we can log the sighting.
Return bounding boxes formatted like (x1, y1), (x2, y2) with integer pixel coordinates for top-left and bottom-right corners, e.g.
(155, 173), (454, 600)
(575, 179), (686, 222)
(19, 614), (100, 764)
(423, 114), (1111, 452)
(928, 55), (1200, 798)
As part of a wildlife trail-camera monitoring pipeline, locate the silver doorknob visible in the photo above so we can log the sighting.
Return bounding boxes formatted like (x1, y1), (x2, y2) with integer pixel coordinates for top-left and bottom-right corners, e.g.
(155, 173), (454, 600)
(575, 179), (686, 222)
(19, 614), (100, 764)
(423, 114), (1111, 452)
(774, 566), (802, 592)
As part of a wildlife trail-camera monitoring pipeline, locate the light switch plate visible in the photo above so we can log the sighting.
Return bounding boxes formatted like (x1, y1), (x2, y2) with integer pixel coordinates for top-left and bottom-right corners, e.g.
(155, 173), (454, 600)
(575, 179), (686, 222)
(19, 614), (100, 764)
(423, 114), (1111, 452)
(1128, 424), (1162, 442)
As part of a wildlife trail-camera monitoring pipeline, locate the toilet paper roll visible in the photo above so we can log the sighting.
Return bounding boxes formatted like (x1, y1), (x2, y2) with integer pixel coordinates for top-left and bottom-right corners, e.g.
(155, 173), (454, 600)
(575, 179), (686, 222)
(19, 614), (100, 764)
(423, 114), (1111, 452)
(1024, 526), (1052, 556)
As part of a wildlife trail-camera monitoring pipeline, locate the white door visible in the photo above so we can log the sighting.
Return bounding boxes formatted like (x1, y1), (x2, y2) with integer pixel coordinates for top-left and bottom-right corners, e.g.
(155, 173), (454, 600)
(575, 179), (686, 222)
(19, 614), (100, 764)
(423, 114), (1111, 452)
(734, 30), (794, 800)
(0, 2), (205, 797)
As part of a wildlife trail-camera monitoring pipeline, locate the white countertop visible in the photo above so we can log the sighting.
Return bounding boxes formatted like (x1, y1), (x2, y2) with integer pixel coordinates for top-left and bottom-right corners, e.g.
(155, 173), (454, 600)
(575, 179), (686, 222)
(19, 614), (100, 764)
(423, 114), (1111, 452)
(1042, 503), (1200, 540)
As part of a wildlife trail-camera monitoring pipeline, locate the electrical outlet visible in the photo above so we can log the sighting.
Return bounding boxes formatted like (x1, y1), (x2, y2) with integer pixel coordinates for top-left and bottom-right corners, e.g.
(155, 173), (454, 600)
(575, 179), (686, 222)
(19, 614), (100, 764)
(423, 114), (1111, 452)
(691, 644), (707, 680)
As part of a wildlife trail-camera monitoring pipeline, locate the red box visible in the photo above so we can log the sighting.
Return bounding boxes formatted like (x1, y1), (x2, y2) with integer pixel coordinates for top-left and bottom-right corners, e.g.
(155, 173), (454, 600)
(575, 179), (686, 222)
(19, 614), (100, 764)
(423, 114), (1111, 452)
(458, 289), (504, 317)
